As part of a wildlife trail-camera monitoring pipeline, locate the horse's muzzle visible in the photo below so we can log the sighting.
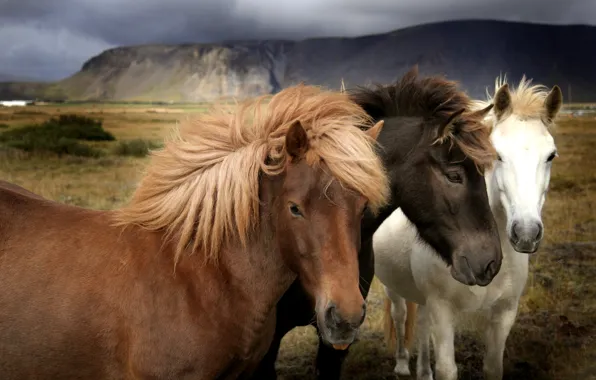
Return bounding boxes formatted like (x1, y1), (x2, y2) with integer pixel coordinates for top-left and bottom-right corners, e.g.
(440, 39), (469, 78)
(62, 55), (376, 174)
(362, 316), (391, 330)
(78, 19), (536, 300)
(318, 301), (366, 348)
(509, 219), (543, 253)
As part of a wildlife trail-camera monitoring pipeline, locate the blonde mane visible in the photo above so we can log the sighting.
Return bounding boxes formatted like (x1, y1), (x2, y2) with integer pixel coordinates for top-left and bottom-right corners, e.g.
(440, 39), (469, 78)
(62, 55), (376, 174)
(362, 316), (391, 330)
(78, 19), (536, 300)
(112, 85), (390, 264)
(474, 74), (554, 124)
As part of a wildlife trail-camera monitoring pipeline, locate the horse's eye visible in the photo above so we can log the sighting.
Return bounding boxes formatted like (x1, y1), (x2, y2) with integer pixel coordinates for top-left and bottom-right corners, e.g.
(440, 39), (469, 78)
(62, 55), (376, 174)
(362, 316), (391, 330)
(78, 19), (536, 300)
(546, 151), (558, 162)
(497, 154), (503, 162)
(446, 171), (463, 184)
(289, 203), (303, 217)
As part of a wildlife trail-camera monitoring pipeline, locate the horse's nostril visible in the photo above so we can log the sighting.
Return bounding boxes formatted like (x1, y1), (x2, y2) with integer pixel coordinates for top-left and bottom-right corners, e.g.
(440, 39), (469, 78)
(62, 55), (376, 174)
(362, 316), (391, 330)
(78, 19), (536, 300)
(534, 223), (543, 241)
(485, 260), (497, 277)
(511, 222), (520, 242)
(325, 304), (336, 323)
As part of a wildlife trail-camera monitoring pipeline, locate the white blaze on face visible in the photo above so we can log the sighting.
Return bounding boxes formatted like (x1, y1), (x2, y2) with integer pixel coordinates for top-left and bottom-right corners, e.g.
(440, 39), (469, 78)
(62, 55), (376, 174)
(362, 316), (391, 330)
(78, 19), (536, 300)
(487, 116), (556, 242)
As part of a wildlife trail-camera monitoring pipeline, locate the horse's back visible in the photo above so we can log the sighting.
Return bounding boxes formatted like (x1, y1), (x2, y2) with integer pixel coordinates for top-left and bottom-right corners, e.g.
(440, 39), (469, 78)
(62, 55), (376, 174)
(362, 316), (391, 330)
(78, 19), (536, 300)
(0, 184), (119, 378)
(0, 181), (103, 248)
(372, 208), (427, 305)
(0, 182), (247, 379)
(0, 182), (58, 248)
(0, 180), (45, 199)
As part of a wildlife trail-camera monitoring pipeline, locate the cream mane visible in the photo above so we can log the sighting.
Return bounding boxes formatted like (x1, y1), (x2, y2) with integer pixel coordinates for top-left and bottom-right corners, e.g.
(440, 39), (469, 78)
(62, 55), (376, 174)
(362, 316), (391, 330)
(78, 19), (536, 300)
(113, 85), (390, 263)
(474, 74), (554, 124)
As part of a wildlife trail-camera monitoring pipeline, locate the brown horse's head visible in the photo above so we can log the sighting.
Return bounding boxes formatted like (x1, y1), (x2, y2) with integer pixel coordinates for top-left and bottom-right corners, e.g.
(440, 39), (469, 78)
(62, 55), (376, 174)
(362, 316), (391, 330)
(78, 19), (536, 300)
(351, 68), (503, 287)
(268, 119), (386, 348)
(113, 85), (389, 347)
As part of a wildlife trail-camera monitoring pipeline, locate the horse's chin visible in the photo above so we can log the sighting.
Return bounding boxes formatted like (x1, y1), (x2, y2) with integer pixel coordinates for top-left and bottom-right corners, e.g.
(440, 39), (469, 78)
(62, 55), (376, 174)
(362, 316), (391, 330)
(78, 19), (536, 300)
(316, 311), (360, 350)
(510, 239), (541, 254)
(317, 324), (358, 350)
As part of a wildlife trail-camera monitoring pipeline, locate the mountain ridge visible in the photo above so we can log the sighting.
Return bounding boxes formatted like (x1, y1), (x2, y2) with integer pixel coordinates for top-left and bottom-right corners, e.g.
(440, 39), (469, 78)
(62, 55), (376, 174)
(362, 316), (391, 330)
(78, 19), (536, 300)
(1, 19), (595, 102)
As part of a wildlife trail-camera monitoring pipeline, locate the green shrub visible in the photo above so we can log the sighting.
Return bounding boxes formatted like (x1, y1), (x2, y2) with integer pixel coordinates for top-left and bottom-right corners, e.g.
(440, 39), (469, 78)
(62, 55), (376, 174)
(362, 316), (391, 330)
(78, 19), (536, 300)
(0, 113), (112, 157)
(112, 139), (162, 157)
(0, 123), (8, 129)
(4, 136), (102, 157)
(46, 114), (115, 141)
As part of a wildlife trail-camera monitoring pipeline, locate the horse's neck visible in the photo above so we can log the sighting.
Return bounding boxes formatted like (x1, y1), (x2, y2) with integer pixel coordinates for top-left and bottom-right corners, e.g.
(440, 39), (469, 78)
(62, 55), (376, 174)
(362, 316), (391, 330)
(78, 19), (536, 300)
(230, 232), (295, 299)
(214, 183), (297, 349)
(361, 205), (399, 243)
(359, 115), (423, 242)
(222, 220), (296, 318)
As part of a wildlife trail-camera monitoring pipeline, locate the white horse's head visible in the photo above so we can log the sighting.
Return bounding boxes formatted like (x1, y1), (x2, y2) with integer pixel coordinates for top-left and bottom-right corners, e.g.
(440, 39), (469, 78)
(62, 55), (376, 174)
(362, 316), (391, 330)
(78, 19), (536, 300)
(480, 76), (562, 254)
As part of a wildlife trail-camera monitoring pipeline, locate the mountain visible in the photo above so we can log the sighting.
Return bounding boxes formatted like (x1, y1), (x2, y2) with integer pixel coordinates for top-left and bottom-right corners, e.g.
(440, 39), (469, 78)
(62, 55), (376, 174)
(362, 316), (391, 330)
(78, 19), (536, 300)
(1, 20), (596, 102)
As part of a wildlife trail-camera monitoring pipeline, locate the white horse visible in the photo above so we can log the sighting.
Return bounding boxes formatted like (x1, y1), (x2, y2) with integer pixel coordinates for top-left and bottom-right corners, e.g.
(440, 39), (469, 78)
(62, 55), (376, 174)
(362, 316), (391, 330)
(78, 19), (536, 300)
(373, 76), (563, 380)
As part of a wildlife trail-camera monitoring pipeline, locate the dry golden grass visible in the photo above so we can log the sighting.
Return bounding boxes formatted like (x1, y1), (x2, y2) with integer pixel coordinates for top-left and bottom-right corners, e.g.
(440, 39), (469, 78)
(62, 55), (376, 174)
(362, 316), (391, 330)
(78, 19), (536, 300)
(0, 104), (209, 207)
(0, 104), (595, 379)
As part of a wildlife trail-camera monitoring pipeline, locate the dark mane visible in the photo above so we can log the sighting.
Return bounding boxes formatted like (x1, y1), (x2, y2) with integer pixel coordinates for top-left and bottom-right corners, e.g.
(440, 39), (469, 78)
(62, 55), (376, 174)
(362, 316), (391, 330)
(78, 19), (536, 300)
(348, 67), (470, 121)
(348, 66), (496, 170)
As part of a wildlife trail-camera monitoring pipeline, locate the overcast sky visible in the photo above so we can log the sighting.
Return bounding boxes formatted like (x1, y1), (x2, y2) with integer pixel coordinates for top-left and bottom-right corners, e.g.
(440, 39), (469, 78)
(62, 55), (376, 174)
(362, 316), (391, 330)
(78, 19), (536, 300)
(0, 0), (594, 81)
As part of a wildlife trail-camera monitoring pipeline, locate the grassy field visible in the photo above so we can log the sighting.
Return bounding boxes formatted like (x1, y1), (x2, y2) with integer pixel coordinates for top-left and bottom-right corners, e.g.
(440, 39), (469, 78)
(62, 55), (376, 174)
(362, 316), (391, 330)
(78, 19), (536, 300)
(0, 103), (595, 379)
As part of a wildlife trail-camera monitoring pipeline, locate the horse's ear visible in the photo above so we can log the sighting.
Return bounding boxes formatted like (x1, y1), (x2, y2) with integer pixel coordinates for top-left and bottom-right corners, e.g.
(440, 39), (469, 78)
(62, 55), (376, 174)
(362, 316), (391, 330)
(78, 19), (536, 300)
(468, 103), (494, 121)
(493, 84), (512, 121)
(365, 120), (384, 141)
(544, 85), (563, 123)
(286, 120), (309, 160)
(437, 108), (465, 140)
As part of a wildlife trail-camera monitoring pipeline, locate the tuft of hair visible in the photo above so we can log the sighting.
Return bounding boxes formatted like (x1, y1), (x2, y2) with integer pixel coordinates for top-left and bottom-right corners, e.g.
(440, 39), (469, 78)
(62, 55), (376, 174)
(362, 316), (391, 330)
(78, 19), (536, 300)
(349, 66), (496, 172)
(112, 84), (390, 264)
(474, 74), (561, 128)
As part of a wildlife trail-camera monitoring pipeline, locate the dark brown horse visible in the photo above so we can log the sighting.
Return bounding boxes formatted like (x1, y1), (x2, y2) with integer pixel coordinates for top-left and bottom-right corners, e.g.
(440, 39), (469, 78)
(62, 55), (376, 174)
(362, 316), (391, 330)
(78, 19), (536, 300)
(0, 85), (391, 379)
(250, 67), (504, 379)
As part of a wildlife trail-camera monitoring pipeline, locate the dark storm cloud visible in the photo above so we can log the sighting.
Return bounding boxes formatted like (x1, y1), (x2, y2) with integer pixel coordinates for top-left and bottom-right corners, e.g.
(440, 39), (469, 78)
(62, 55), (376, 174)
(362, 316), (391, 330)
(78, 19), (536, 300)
(0, 0), (594, 80)
(236, 0), (596, 38)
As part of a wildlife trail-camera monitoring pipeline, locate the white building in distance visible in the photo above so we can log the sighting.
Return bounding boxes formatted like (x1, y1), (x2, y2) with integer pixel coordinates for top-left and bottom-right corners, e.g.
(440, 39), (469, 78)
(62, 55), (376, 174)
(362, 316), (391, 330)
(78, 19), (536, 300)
(0, 100), (34, 107)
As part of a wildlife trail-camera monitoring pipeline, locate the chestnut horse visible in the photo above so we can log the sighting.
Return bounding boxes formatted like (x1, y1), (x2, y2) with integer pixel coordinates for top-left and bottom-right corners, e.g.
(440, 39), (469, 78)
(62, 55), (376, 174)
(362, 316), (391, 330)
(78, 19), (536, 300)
(0, 85), (390, 379)
(250, 67), (503, 379)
